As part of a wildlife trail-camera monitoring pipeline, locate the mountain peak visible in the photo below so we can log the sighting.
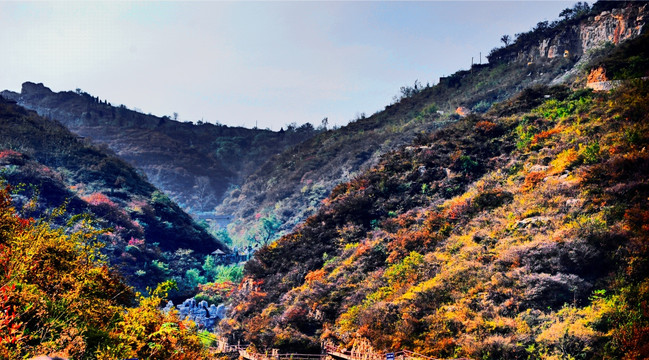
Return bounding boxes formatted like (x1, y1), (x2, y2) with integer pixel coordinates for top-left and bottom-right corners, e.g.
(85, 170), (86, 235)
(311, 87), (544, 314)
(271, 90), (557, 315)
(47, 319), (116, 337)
(21, 81), (52, 95)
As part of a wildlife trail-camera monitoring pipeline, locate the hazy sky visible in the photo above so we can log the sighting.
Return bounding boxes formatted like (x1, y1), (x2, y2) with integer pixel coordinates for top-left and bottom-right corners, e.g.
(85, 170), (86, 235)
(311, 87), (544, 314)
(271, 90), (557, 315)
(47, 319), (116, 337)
(1, 1), (573, 130)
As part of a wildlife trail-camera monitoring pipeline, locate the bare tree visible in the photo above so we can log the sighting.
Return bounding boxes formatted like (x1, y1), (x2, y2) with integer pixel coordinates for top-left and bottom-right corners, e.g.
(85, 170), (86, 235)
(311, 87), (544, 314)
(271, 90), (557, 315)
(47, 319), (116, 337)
(192, 176), (215, 211)
(320, 117), (329, 131)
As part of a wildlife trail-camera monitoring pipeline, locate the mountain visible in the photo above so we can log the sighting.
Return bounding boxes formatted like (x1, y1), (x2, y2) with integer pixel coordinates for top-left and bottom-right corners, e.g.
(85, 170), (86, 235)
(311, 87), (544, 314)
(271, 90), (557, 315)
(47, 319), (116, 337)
(0, 84), (319, 214)
(216, 1), (648, 246)
(0, 96), (228, 296)
(220, 3), (649, 359)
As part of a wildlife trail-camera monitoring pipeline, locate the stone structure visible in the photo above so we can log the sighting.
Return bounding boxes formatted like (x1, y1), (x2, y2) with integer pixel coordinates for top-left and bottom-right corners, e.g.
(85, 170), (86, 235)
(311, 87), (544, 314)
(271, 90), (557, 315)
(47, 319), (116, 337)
(163, 298), (227, 331)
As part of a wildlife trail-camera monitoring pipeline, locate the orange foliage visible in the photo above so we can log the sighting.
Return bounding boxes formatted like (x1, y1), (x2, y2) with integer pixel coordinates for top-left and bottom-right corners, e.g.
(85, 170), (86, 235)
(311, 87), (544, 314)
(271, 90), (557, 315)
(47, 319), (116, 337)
(522, 171), (546, 191)
(531, 127), (562, 145)
(305, 269), (326, 284)
(475, 120), (498, 134)
(587, 66), (608, 83)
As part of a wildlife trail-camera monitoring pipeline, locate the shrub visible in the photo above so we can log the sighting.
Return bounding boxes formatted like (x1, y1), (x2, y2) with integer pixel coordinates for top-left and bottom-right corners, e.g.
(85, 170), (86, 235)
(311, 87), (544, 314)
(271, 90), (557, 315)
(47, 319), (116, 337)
(475, 120), (499, 134)
(82, 192), (116, 207)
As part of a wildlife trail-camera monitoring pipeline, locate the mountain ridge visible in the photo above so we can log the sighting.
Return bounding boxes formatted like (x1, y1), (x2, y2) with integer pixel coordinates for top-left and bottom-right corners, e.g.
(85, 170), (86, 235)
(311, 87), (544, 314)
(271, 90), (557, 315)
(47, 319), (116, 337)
(216, 1), (648, 246)
(1, 83), (320, 214)
(0, 96), (229, 297)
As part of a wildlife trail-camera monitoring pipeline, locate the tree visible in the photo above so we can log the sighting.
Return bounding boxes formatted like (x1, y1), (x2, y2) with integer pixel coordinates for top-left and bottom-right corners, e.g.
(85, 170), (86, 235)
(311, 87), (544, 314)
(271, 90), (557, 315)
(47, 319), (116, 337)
(559, 2), (590, 20)
(184, 268), (205, 289)
(213, 228), (233, 246)
(320, 117), (329, 131)
(202, 255), (218, 281)
(192, 176), (215, 211)
(500, 34), (511, 46)
(254, 215), (281, 246)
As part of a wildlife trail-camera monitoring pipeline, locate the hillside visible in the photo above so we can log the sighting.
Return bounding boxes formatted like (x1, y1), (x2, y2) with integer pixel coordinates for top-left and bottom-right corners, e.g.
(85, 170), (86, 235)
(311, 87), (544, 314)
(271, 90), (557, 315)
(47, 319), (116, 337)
(221, 21), (649, 360)
(217, 1), (648, 246)
(0, 184), (213, 359)
(0, 97), (228, 297)
(0, 84), (319, 213)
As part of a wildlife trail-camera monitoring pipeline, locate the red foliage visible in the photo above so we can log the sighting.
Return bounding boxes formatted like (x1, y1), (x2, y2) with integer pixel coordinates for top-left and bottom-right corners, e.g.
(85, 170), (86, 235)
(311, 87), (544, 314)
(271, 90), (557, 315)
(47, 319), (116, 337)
(0, 238), (24, 350)
(0, 150), (21, 159)
(198, 281), (236, 299)
(127, 237), (144, 247)
(82, 192), (116, 207)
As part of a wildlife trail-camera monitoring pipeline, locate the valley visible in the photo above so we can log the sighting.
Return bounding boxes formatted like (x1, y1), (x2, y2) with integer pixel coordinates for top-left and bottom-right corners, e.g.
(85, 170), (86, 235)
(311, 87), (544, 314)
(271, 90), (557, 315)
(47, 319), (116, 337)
(0, 1), (648, 359)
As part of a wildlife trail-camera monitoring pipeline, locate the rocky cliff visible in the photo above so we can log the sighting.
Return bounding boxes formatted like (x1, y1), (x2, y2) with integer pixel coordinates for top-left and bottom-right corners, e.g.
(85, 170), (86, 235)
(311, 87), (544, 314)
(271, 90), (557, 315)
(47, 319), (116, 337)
(488, 2), (647, 64)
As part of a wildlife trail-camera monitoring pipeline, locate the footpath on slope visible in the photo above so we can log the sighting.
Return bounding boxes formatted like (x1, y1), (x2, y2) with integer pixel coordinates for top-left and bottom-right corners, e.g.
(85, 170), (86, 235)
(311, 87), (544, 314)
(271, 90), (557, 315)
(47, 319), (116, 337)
(215, 338), (459, 360)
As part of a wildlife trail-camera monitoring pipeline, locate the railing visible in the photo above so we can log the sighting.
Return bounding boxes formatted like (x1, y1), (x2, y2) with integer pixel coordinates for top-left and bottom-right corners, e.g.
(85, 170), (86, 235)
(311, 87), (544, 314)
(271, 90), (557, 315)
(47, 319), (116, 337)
(219, 339), (443, 360)
(239, 348), (325, 360)
(394, 350), (441, 360)
(324, 343), (442, 360)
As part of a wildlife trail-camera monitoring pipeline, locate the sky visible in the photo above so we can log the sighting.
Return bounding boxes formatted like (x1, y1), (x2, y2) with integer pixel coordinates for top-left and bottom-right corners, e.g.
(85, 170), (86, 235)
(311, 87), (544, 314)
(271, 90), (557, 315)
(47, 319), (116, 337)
(0, 1), (574, 130)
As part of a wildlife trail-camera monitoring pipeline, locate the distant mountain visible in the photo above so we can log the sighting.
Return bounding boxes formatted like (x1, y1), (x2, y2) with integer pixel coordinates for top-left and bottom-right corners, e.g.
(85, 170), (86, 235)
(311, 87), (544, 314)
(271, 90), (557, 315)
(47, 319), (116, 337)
(0, 96), (228, 297)
(0, 84), (319, 214)
(223, 23), (649, 359)
(216, 1), (648, 246)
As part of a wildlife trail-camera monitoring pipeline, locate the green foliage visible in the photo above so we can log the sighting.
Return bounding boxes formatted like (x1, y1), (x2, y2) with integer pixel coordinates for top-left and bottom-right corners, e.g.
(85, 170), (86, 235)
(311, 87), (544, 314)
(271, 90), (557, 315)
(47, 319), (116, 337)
(184, 268), (206, 289)
(515, 121), (536, 150)
(624, 127), (642, 145)
(202, 254), (218, 280)
(579, 141), (600, 165)
(213, 227), (233, 246)
(151, 190), (172, 205)
(384, 251), (424, 287)
(212, 264), (244, 284)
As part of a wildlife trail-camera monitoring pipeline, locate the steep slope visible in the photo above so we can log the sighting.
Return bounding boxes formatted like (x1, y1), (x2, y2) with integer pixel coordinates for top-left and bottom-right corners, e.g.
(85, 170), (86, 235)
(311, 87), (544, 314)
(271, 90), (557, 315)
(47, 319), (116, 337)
(0, 97), (227, 296)
(222, 28), (649, 360)
(217, 1), (648, 246)
(0, 84), (319, 213)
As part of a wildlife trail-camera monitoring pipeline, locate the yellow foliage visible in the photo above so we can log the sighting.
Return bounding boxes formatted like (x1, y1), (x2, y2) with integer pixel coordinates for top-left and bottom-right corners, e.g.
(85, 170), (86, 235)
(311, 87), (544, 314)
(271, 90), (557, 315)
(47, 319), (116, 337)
(0, 185), (211, 359)
(550, 148), (579, 173)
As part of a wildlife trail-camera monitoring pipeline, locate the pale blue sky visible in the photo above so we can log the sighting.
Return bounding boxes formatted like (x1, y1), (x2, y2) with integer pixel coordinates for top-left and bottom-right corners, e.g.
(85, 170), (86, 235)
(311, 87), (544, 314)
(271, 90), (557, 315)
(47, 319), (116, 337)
(0, 1), (573, 130)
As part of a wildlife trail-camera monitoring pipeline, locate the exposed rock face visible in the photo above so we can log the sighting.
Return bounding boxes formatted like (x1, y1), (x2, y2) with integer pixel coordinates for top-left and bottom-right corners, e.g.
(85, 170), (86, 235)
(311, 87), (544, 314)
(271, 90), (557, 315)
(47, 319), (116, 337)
(490, 3), (647, 64)
(164, 298), (227, 331)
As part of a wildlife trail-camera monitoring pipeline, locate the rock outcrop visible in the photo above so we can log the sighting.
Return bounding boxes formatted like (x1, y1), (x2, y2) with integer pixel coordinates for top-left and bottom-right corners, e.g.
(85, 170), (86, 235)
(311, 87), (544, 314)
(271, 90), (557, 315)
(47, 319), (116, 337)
(489, 3), (647, 64)
(164, 298), (227, 331)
